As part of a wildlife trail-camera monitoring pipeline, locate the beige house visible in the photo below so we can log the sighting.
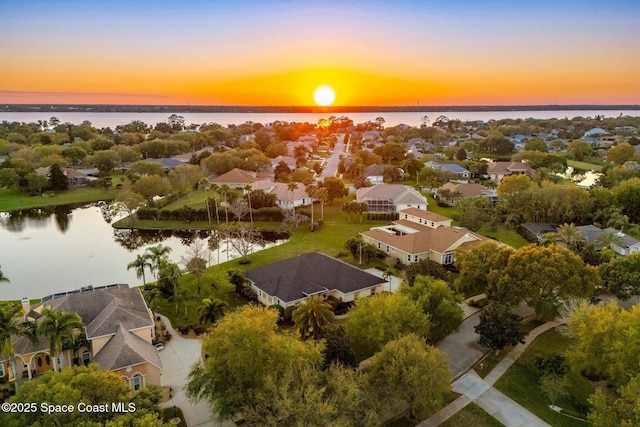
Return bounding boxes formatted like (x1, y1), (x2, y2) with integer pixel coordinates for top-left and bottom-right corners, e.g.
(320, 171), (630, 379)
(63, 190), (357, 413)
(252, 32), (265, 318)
(0, 285), (161, 391)
(360, 208), (486, 265)
(486, 161), (531, 182)
(208, 168), (273, 189)
(356, 184), (428, 214)
(250, 180), (310, 209)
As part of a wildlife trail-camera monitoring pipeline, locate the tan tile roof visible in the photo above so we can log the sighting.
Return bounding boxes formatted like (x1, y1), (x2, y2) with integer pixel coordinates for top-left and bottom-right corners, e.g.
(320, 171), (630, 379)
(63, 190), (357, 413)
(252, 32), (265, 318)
(439, 182), (490, 198)
(361, 220), (485, 254)
(211, 168), (273, 185)
(400, 207), (451, 223)
(487, 162), (530, 174)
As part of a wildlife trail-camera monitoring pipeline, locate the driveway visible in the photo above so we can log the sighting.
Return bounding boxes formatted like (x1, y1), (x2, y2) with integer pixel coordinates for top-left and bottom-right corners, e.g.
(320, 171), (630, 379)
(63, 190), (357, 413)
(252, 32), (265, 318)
(157, 314), (234, 427)
(320, 134), (346, 178)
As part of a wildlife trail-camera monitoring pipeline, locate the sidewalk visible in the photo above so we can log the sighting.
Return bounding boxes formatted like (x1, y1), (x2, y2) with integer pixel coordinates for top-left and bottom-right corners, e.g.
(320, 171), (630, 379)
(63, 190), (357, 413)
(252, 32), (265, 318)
(420, 319), (563, 426)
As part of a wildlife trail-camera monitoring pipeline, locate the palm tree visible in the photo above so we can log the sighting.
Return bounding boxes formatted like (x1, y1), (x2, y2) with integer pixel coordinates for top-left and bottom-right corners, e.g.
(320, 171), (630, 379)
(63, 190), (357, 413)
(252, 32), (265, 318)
(382, 267), (397, 293)
(306, 184), (317, 226)
(292, 295), (335, 340)
(0, 265), (9, 283)
(244, 185), (254, 227)
(0, 308), (21, 388)
(596, 228), (625, 251)
(219, 184), (231, 225)
(198, 298), (227, 328)
(63, 329), (90, 366)
(37, 308), (83, 372)
(210, 183), (220, 225)
(145, 244), (173, 279)
(199, 178), (212, 225)
(127, 254), (152, 286)
(552, 223), (584, 247)
(287, 182), (299, 227)
(316, 187), (328, 221)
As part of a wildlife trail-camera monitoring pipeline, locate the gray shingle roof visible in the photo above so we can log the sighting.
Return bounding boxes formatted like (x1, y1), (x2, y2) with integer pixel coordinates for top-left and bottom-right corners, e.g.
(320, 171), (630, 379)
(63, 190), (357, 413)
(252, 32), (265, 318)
(246, 253), (384, 304)
(93, 325), (161, 371)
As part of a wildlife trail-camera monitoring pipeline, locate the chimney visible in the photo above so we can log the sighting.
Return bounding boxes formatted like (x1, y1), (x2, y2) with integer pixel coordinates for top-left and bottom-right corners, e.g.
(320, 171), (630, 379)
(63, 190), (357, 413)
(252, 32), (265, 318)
(21, 297), (30, 319)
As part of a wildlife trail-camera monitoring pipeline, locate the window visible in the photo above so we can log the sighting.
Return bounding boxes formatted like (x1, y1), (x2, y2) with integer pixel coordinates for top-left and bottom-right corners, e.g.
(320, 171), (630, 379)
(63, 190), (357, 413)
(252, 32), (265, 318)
(443, 253), (453, 264)
(404, 214), (408, 219)
(407, 254), (411, 262)
(0, 363), (4, 378)
(419, 219), (422, 224)
(82, 350), (91, 366)
(377, 242), (381, 249)
(414, 255), (418, 262)
(132, 374), (142, 391)
(386, 245), (390, 253)
(431, 222), (435, 227)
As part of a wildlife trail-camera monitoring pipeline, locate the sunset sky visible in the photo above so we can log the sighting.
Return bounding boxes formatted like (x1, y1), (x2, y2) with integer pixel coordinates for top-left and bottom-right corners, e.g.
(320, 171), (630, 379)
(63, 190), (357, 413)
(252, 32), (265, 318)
(1, 0), (639, 106)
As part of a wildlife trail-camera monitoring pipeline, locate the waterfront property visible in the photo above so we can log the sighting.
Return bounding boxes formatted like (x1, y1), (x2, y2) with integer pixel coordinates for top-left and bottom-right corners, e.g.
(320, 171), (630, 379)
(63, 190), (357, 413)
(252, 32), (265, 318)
(0, 285), (161, 391)
(246, 252), (386, 309)
(208, 168), (274, 189)
(359, 208), (486, 265)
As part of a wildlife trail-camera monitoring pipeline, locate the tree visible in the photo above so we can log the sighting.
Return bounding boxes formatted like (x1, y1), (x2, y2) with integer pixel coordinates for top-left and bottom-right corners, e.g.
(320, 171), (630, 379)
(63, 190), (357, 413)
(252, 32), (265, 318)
(47, 163), (68, 191)
(595, 227), (625, 250)
(321, 177), (348, 204)
(0, 304), (23, 389)
(524, 137), (548, 152)
(167, 164), (203, 194)
(452, 196), (496, 231)
(0, 168), (20, 193)
(614, 178), (640, 223)
(132, 174), (171, 202)
(292, 295), (335, 340)
(37, 308), (83, 371)
(345, 293), (430, 361)
(111, 186), (145, 227)
(145, 244), (172, 279)
(548, 222), (584, 246)
(26, 172), (48, 195)
(186, 305), (322, 420)
(474, 303), (526, 356)
(218, 223), (264, 262)
(198, 298), (227, 327)
(499, 244), (600, 320)
(589, 373), (640, 427)
(567, 140), (593, 161)
(599, 253), (640, 300)
(607, 142), (635, 165)
(156, 261), (180, 313)
(181, 239), (208, 293)
(127, 253), (152, 286)
(0, 264), (9, 283)
(566, 301), (640, 386)
(7, 364), (168, 426)
(454, 241), (513, 298)
(321, 325), (357, 370)
(400, 276), (463, 342)
(403, 258), (450, 286)
(364, 334), (451, 421)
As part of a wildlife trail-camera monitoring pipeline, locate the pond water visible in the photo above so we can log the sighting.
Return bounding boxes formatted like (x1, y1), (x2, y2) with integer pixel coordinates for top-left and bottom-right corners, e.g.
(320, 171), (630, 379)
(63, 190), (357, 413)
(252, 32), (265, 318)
(0, 204), (286, 301)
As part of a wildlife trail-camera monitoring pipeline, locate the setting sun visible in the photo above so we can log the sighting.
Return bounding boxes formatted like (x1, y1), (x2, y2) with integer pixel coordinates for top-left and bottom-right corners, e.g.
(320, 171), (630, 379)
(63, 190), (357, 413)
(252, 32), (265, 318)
(313, 85), (336, 106)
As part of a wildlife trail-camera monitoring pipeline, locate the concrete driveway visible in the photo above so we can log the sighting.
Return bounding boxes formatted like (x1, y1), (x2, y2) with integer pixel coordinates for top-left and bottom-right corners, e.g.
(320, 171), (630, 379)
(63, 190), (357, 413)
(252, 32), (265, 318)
(157, 314), (234, 427)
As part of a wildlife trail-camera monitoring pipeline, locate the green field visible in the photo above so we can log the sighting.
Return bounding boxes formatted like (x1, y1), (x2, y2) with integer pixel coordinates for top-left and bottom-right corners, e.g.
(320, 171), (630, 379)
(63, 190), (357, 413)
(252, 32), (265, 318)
(566, 159), (604, 172)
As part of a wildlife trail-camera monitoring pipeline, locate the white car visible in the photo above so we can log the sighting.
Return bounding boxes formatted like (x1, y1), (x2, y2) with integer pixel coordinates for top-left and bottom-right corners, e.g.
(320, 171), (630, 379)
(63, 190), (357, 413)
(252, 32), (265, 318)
(154, 343), (165, 351)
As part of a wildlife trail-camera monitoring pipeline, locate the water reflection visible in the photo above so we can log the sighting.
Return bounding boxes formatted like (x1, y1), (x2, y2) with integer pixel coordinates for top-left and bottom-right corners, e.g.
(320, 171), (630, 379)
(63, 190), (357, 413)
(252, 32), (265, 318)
(0, 203), (289, 300)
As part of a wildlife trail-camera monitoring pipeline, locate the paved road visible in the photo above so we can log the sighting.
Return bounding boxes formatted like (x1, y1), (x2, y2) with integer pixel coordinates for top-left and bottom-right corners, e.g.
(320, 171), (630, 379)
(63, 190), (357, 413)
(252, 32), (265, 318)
(320, 134), (346, 179)
(437, 310), (488, 380)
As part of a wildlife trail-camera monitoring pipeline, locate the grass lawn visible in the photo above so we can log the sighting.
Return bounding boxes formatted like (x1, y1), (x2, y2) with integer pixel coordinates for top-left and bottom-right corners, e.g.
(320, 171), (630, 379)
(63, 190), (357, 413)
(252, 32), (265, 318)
(0, 187), (116, 212)
(424, 194), (459, 222)
(440, 402), (505, 427)
(566, 159), (604, 172)
(494, 329), (592, 427)
(478, 225), (530, 249)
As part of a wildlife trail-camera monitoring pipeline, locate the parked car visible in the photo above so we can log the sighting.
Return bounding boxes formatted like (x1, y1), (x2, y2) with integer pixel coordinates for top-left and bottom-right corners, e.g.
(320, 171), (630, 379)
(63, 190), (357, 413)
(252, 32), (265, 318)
(154, 342), (165, 351)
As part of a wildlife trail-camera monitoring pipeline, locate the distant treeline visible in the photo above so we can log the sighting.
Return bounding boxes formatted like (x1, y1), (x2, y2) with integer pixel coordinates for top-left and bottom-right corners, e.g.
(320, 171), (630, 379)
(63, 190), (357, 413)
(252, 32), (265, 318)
(3, 104), (639, 113)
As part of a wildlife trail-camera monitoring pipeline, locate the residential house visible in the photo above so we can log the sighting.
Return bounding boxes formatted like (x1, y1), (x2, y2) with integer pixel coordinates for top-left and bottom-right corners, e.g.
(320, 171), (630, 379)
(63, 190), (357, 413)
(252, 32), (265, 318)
(424, 161), (471, 179)
(364, 164), (387, 184)
(209, 168), (273, 189)
(143, 158), (186, 170)
(271, 155), (297, 170)
(359, 208), (486, 265)
(518, 223), (560, 243)
(486, 161), (531, 182)
(35, 167), (91, 186)
(0, 285), (161, 391)
(250, 180), (310, 209)
(356, 184), (427, 214)
(576, 225), (640, 256)
(246, 252), (386, 309)
(434, 182), (498, 206)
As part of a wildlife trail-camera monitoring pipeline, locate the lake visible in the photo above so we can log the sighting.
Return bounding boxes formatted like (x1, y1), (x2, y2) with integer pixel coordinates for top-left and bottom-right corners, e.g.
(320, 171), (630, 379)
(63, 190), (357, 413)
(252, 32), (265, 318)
(1, 109), (639, 129)
(0, 204), (286, 301)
